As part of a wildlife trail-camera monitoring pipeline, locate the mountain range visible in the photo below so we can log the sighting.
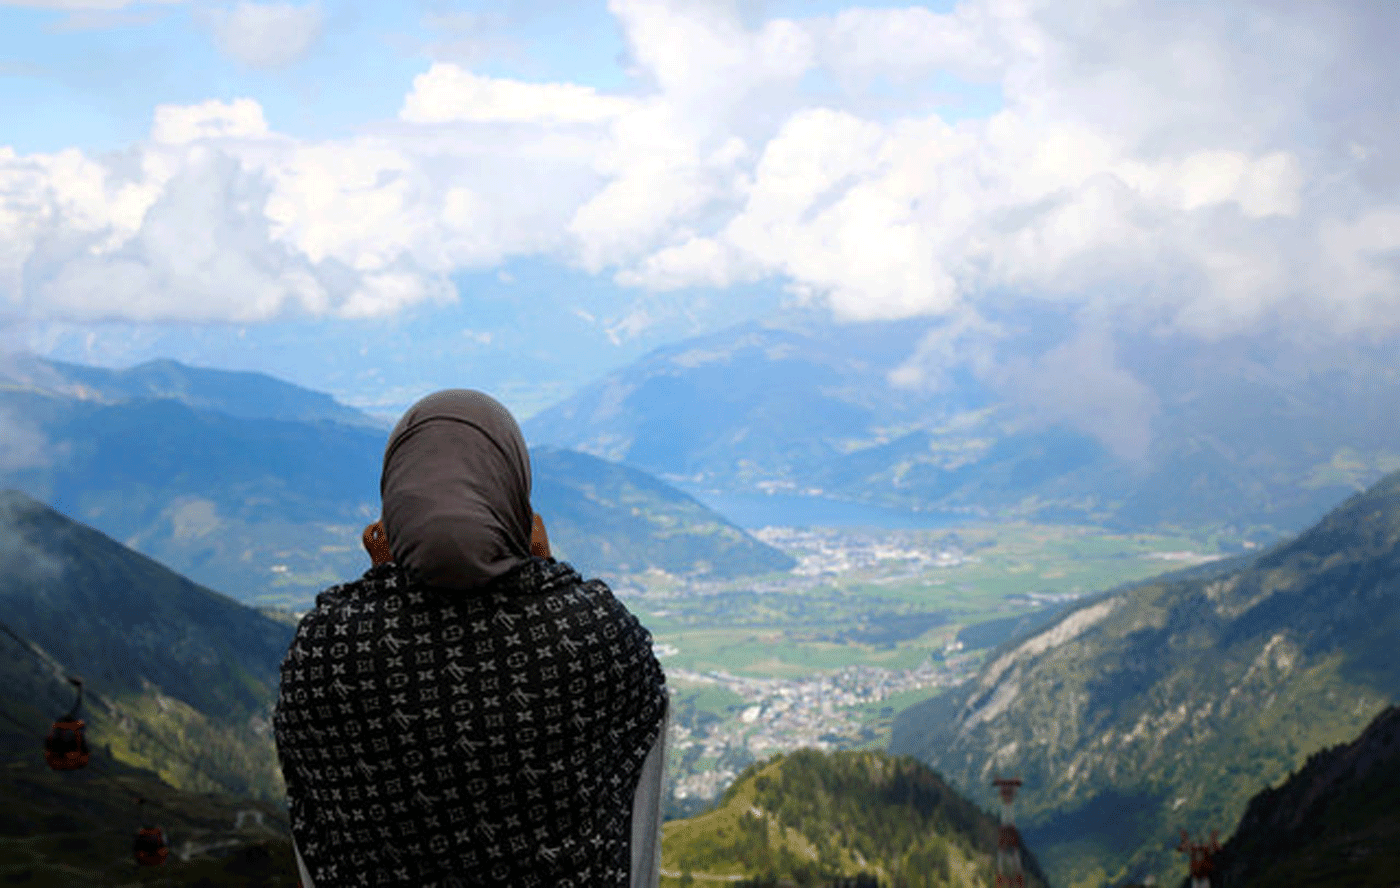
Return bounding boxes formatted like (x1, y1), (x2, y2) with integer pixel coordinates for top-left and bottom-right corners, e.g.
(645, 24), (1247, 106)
(0, 355), (792, 605)
(532, 445), (794, 577)
(890, 468), (1400, 886)
(4, 354), (385, 430)
(4, 340), (1399, 885)
(11, 304), (1399, 608)
(526, 310), (1400, 535)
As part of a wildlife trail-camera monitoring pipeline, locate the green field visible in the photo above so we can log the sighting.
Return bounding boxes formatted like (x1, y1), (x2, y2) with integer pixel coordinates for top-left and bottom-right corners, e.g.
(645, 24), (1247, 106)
(634, 521), (1232, 678)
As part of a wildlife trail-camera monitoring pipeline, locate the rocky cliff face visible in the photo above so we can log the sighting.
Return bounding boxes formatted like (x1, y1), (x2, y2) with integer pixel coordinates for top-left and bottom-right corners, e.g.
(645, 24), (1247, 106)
(891, 471), (1400, 887)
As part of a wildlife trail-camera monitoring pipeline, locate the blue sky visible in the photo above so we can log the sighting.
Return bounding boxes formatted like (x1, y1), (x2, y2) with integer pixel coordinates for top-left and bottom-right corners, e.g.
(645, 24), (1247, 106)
(1, 2), (634, 153)
(1, 0), (1396, 433)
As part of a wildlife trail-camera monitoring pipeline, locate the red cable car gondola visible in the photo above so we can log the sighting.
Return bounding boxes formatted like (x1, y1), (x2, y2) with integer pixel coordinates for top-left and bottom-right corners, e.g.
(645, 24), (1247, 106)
(43, 677), (90, 771)
(133, 798), (170, 867)
(133, 826), (169, 867)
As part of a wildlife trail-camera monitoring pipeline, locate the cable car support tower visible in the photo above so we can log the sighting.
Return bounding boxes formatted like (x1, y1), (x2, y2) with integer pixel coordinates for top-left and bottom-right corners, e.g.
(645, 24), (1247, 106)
(992, 776), (1025, 888)
(1176, 829), (1220, 888)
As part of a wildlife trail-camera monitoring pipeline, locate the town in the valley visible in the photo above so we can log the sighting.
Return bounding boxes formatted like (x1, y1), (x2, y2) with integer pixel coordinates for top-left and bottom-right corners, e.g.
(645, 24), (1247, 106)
(611, 521), (1224, 810)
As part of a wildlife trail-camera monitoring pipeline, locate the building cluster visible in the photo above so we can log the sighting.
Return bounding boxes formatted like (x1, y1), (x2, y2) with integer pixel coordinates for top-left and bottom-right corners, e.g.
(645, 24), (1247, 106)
(753, 526), (974, 577)
(666, 658), (975, 802)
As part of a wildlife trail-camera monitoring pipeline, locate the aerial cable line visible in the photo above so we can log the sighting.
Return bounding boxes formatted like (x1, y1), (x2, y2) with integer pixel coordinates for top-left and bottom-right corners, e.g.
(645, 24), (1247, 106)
(0, 617), (35, 652)
(0, 643), (187, 822)
(0, 617), (98, 707)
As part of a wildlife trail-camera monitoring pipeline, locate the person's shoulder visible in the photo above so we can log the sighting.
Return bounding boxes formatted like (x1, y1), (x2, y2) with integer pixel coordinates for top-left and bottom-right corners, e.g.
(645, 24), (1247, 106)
(484, 557), (634, 608)
(496, 557), (583, 592)
(533, 560), (628, 609)
(310, 564), (411, 610)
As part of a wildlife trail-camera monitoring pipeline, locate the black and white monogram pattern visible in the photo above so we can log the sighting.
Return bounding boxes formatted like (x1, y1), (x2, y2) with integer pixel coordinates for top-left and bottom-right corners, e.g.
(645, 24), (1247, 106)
(274, 558), (668, 887)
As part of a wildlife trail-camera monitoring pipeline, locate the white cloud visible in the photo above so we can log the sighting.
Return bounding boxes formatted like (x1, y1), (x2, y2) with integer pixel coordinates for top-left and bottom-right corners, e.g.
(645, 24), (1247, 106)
(1114, 150), (1303, 219)
(25, 149), (328, 323)
(0, 404), (57, 474)
(206, 1), (324, 70)
(997, 325), (1159, 464)
(888, 310), (1003, 392)
(615, 235), (747, 291)
(569, 106), (749, 272)
(151, 97), (270, 144)
(605, 304), (654, 346)
(9, 129), (452, 324)
(2, 0), (1398, 360)
(817, 2), (1017, 85)
(0, 491), (64, 585)
(401, 63), (635, 125)
(610, 0), (816, 109)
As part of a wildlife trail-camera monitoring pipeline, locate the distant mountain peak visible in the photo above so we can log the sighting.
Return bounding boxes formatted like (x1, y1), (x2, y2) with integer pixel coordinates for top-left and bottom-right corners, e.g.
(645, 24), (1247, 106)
(2, 353), (385, 429)
(527, 312), (1400, 532)
(0, 357), (796, 602)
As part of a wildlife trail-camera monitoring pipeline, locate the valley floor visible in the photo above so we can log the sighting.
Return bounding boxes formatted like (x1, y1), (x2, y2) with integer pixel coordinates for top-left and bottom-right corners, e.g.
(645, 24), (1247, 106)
(605, 521), (1238, 816)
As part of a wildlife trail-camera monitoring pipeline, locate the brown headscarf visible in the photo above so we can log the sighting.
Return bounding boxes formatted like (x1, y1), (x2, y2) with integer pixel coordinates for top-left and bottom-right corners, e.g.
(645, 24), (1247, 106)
(379, 389), (533, 590)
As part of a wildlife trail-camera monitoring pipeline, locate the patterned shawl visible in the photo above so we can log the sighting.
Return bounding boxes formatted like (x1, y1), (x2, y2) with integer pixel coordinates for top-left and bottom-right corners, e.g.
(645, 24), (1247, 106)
(274, 558), (668, 886)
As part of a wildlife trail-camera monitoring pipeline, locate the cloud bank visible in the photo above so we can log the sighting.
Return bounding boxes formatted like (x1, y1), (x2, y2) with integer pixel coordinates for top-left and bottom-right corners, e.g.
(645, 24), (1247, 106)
(2, 0), (1396, 348)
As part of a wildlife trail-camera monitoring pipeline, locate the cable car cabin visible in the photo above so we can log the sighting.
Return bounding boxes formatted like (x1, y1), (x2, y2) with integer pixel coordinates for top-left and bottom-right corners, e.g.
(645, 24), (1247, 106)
(133, 826), (169, 866)
(43, 719), (90, 771)
(45, 677), (89, 771)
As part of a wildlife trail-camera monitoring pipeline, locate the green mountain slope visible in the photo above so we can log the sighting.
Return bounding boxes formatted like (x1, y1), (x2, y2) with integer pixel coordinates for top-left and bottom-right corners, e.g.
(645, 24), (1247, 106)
(0, 491), (303, 885)
(3, 388), (391, 603)
(0, 756), (297, 888)
(533, 446), (794, 578)
(1210, 704), (1400, 888)
(661, 749), (1049, 888)
(0, 358), (793, 604)
(0, 489), (292, 799)
(890, 471), (1400, 887)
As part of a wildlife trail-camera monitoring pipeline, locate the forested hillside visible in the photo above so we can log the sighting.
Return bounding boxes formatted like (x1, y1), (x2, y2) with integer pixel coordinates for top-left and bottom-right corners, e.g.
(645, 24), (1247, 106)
(662, 749), (1048, 888)
(0, 490), (299, 884)
(1210, 705), (1400, 887)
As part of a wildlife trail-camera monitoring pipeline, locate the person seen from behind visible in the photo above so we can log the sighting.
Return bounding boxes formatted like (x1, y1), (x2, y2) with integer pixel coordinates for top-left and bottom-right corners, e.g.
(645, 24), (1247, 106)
(274, 389), (669, 887)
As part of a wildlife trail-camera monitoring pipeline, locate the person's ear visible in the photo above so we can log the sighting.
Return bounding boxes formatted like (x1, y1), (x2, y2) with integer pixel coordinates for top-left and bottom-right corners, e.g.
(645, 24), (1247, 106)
(530, 512), (551, 559)
(363, 521), (393, 565)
